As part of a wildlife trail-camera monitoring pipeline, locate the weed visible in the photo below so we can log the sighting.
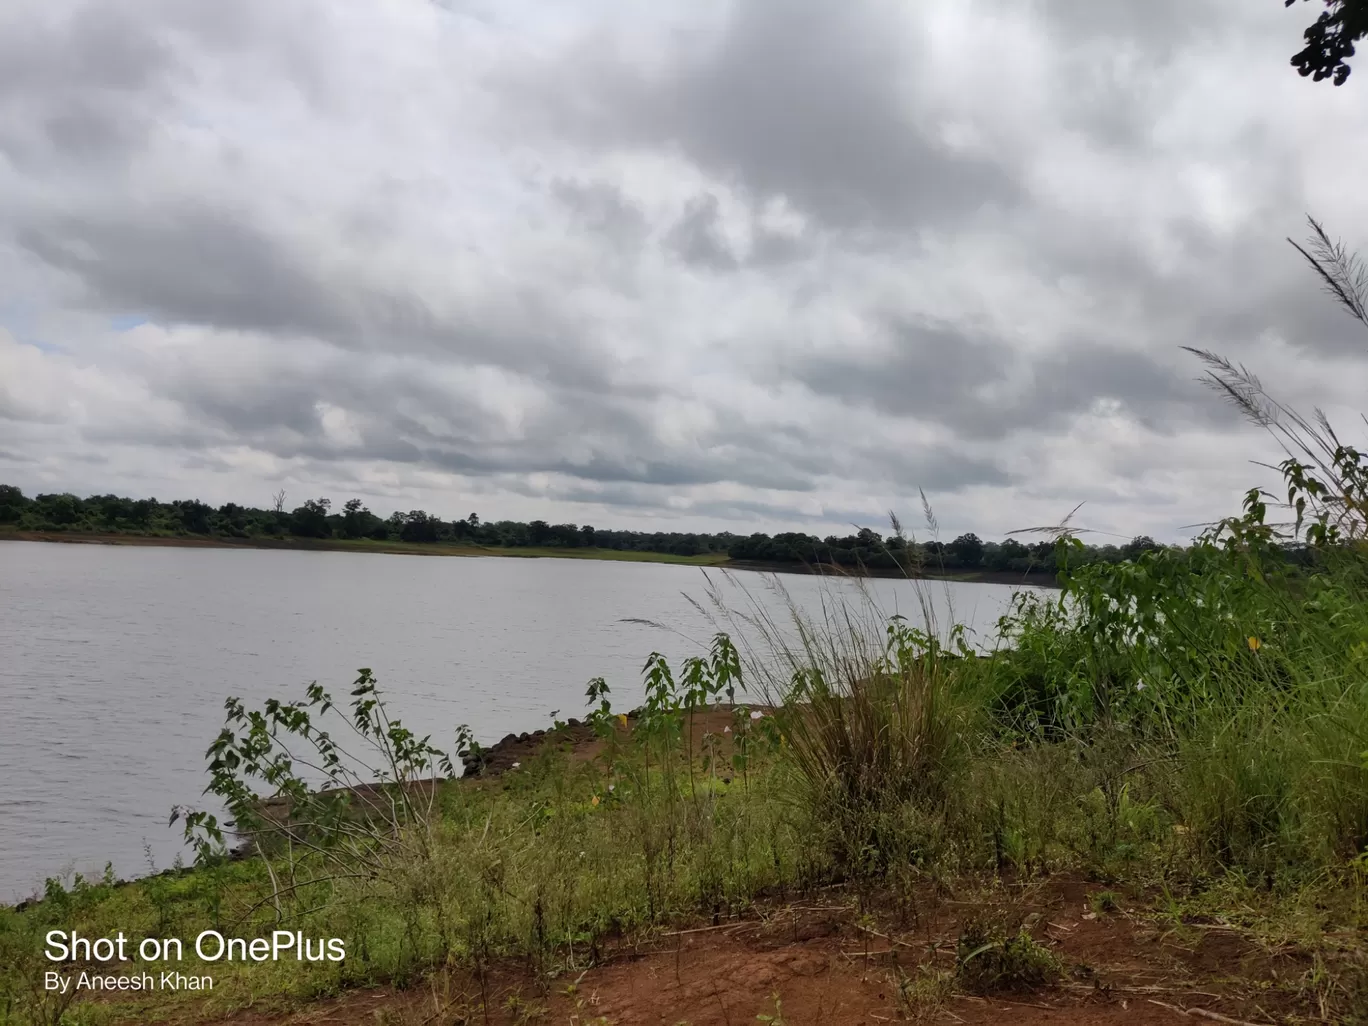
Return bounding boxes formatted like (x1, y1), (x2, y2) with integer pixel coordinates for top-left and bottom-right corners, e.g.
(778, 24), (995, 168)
(1089, 890), (1121, 915)
(892, 963), (956, 1022)
(755, 990), (787, 1024)
(955, 919), (1062, 994)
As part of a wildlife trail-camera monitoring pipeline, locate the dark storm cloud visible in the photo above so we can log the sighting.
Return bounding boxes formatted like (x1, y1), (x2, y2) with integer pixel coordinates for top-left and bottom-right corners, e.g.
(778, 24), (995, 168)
(1183, 225), (1368, 362)
(661, 192), (815, 270)
(16, 205), (627, 393)
(665, 194), (739, 272)
(791, 313), (1238, 442)
(96, 334), (1012, 499)
(550, 178), (650, 247)
(791, 321), (1012, 427)
(0, 1), (319, 167)
(512, 0), (1021, 232)
(1023, 0), (1228, 58)
(1026, 344), (1233, 435)
(101, 350), (824, 492)
(1027, 210), (1368, 365)
(19, 209), (349, 340)
(0, 3), (177, 166)
(747, 223), (812, 268)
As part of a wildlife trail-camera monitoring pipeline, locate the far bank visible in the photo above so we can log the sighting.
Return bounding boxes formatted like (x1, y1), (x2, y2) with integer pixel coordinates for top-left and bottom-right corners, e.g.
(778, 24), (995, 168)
(0, 528), (1063, 586)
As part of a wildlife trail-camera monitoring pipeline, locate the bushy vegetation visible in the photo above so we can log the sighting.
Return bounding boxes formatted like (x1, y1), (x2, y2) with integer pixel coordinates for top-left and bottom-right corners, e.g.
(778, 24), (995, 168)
(0, 488), (736, 560)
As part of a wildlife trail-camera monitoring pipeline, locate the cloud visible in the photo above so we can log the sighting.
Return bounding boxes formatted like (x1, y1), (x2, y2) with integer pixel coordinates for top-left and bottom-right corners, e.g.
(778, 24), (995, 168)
(1, 0), (1366, 543)
(508, 0), (1022, 233)
(665, 193), (739, 272)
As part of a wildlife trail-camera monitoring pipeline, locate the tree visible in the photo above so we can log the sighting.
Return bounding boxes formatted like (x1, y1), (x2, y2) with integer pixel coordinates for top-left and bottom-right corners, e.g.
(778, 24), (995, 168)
(1287, 0), (1366, 85)
(948, 532), (985, 569)
(987, 537), (1029, 571)
(0, 484), (30, 523)
(37, 492), (82, 526)
(399, 510), (439, 543)
(175, 499), (213, 534)
(342, 498), (377, 539)
(1122, 535), (1160, 561)
(218, 502), (248, 536)
(290, 498), (333, 539)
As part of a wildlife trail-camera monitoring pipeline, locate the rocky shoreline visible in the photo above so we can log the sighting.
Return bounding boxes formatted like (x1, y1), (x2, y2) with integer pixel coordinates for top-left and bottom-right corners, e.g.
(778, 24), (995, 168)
(459, 717), (603, 777)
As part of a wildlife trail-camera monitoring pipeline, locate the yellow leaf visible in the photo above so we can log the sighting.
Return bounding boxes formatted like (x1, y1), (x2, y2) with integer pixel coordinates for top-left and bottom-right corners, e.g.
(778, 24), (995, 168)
(1247, 636), (1261, 652)
(591, 795), (600, 807)
(616, 713), (629, 728)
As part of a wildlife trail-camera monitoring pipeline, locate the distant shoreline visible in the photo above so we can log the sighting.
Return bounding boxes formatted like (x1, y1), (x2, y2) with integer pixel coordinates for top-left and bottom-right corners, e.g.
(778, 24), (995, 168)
(0, 529), (1062, 587)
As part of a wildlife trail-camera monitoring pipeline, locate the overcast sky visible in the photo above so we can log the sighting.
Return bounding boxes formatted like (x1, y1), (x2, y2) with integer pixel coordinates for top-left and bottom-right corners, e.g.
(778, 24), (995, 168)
(1, 1), (1366, 543)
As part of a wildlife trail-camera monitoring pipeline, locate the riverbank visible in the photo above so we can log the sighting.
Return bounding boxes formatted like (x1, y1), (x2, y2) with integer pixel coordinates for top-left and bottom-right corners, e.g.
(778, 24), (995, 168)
(2, 696), (1357, 1026)
(6, 528), (1365, 1023)
(0, 528), (1062, 586)
(0, 528), (727, 566)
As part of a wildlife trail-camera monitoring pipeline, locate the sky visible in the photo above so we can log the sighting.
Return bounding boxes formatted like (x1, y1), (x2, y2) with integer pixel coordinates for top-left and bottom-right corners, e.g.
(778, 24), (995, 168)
(1, 1), (1366, 544)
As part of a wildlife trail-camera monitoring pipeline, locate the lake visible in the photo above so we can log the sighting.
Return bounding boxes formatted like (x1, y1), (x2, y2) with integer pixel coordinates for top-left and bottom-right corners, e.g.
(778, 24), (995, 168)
(0, 540), (1047, 901)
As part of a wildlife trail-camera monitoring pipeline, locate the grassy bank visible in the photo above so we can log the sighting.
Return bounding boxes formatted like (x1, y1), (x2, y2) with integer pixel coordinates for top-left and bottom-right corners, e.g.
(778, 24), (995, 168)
(5, 499), (1368, 1022)
(0, 528), (730, 567)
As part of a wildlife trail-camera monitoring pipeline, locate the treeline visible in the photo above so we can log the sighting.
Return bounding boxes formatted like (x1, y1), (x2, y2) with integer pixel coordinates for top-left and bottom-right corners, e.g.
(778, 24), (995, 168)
(0, 484), (1313, 576)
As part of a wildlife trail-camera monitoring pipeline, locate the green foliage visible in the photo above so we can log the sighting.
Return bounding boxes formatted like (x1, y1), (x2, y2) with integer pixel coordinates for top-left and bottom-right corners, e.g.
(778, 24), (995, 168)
(5, 482), (1322, 580)
(770, 615), (982, 881)
(981, 461), (1368, 879)
(0, 485), (740, 558)
(955, 920), (1061, 994)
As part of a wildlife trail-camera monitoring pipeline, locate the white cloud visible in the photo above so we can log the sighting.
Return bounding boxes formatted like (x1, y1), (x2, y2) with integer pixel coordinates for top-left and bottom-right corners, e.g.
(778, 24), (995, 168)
(1, 0), (1365, 542)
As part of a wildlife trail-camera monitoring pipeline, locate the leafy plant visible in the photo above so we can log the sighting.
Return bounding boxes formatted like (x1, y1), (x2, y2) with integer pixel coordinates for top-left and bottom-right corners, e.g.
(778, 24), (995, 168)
(171, 669), (457, 922)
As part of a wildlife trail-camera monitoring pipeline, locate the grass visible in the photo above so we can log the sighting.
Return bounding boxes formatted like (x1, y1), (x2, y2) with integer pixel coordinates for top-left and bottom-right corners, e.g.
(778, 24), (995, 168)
(0, 528), (731, 566)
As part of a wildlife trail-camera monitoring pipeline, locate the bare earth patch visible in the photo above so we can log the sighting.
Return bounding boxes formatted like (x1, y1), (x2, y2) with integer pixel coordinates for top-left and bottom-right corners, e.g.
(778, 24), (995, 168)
(169, 873), (1314, 1026)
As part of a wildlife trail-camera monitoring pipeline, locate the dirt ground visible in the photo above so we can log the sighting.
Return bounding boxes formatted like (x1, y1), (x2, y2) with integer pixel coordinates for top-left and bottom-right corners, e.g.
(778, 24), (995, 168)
(463, 707), (755, 778)
(165, 713), (1333, 1025)
(186, 871), (1319, 1026)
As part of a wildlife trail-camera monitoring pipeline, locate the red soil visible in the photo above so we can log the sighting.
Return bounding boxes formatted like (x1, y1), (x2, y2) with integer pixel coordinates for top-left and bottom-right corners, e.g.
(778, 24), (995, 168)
(169, 715), (1320, 1024)
(194, 875), (1311, 1026)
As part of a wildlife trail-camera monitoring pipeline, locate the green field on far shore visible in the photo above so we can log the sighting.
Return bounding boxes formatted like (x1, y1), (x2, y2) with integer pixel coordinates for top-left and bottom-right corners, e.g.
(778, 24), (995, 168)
(0, 528), (731, 566)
